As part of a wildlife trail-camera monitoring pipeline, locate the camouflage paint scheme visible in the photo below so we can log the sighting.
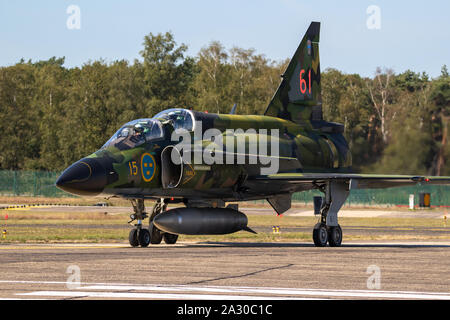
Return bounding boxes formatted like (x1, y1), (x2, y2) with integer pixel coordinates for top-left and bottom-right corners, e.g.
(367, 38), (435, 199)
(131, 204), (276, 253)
(54, 21), (450, 249)
(61, 22), (450, 203)
(84, 104), (352, 200)
(265, 22), (322, 124)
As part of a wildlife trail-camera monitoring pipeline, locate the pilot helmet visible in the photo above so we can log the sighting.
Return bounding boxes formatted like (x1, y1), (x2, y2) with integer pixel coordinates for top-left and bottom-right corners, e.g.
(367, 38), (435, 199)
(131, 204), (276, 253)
(134, 123), (144, 133)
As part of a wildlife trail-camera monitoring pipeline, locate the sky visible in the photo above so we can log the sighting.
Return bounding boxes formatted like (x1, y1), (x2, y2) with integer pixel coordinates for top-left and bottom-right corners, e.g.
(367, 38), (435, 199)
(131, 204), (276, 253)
(0, 0), (448, 78)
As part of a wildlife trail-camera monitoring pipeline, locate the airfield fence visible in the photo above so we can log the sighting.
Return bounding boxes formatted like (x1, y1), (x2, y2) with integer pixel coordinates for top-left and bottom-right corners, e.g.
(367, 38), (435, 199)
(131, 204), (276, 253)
(291, 185), (449, 207)
(0, 170), (449, 206)
(0, 170), (68, 198)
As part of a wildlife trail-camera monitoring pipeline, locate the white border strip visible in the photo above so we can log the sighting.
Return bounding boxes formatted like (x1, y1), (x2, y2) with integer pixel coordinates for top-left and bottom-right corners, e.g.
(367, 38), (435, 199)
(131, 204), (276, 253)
(2, 280), (449, 300)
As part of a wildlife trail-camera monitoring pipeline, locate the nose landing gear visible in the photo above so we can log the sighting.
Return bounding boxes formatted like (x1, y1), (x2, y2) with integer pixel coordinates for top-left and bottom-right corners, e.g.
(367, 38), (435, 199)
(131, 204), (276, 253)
(149, 199), (178, 245)
(128, 198), (178, 247)
(128, 199), (150, 247)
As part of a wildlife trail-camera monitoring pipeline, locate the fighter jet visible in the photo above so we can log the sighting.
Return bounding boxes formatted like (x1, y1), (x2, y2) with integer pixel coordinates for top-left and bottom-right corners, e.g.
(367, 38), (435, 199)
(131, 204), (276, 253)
(56, 22), (450, 247)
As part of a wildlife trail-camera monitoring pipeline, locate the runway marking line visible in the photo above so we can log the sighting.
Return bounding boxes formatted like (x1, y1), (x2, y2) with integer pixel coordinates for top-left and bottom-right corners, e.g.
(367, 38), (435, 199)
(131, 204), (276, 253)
(2, 280), (450, 300)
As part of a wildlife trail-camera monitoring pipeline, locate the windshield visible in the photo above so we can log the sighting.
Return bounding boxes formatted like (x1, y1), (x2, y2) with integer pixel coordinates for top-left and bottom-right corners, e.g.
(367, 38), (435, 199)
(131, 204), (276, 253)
(153, 108), (194, 131)
(102, 119), (163, 150)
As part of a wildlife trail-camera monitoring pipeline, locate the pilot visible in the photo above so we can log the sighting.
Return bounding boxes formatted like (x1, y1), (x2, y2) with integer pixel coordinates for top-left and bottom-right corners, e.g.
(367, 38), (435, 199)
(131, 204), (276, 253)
(131, 124), (144, 142)
(127, 123), (144, 148)
(112, 127), (130, 150)
(174, 115), (185, 130)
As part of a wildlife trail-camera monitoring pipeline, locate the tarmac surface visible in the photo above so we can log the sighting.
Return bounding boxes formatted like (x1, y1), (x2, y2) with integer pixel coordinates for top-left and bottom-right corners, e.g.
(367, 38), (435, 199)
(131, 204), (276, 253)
(1, 205), (449, 300)
(1, 240), (450, 300)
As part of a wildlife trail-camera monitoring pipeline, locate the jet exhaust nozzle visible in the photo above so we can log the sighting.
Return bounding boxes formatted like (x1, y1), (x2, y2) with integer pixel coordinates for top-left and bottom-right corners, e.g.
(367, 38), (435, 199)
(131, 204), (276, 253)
(153, 207), (253, 235)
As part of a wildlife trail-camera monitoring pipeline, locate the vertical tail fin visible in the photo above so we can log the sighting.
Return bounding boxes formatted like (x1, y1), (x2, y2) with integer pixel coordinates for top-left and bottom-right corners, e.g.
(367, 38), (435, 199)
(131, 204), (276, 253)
(264, 22), (322, 124)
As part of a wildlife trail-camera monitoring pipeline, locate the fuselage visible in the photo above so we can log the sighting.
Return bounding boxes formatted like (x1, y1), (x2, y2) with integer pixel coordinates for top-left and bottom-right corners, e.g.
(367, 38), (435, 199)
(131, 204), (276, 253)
(56, 108), (352, 200)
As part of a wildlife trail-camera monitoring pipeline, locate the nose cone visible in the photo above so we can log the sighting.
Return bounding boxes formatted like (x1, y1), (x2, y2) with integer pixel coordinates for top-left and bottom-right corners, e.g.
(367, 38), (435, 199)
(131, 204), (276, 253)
(56, 158), (107, 196)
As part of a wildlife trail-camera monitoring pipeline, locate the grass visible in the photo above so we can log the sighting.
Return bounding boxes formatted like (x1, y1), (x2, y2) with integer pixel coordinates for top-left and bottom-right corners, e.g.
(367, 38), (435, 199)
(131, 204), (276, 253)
(248, 215), (448, 229)
(4, 211), (126, 225)
(5, 210), (445, 228)
(2, 226), (128, 243)
(1, 212), (448, 244)
(1, 195), (443, 210)
(0, 196), (448, 244)
(0, 195), (128, 206)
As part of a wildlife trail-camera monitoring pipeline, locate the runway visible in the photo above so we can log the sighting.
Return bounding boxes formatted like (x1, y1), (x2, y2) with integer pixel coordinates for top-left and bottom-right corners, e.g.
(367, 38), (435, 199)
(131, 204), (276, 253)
(1, 241), (449, 300)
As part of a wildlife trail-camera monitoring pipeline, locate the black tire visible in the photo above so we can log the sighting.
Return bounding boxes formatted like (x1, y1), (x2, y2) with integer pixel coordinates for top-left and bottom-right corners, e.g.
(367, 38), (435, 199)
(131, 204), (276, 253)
(328, 225), (343, 247)
(129, 229), (139, 247)
(313, 223), (328, 247)
(138, 228), (151, 247)
(163, 233), (178, 244)
(149, 222), (163, 244)
(138, 229), (150, 248)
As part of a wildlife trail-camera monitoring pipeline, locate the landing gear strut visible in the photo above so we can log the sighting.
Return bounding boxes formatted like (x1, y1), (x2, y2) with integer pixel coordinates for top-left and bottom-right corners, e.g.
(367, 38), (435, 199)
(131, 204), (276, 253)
(312, 181), (349, 247)
(149, 200), (164, 244)
(128, 199), (150, 247)
(128, 198), (179, 247)
(150, 199), (179, 245)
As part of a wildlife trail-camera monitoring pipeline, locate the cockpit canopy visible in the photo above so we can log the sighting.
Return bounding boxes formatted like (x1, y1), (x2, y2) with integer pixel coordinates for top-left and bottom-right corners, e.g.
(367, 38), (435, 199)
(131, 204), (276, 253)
(102, 119), (163, 150)
(153, 108), (194, 132)
(102, 109), (195, 151)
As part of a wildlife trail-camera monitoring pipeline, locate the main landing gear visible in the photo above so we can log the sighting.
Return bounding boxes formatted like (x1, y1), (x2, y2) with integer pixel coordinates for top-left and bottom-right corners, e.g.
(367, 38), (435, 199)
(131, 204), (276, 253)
(312, 181), (349, 247)
(312, 223), (343, 247)
(128, 198), (178, 247)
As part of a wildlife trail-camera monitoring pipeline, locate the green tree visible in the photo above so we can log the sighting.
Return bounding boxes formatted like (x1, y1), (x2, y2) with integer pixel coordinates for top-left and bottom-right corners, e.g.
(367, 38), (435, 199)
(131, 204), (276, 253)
(139, 32), (196, 114)
(192, 41), (230, 113)
(428, 65), (450, 175)
(34, 57), (70, 170)
(0, 62), (38, 169)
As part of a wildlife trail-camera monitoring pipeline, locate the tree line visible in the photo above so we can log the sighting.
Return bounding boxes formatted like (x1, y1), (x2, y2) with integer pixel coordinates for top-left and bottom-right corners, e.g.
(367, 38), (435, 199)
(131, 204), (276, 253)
(0, 31), (448, 175)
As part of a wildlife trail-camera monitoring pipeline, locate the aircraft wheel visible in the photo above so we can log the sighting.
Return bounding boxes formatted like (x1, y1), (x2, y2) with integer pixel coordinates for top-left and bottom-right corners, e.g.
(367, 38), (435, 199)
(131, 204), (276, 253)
(328, 225), (342, 247)
(138, 229), (151, 247)
(163, 233), (178, 244)
(149, 222), (163, 244)
(313, 223), (328, 247)
(129, 229), (139, 247)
